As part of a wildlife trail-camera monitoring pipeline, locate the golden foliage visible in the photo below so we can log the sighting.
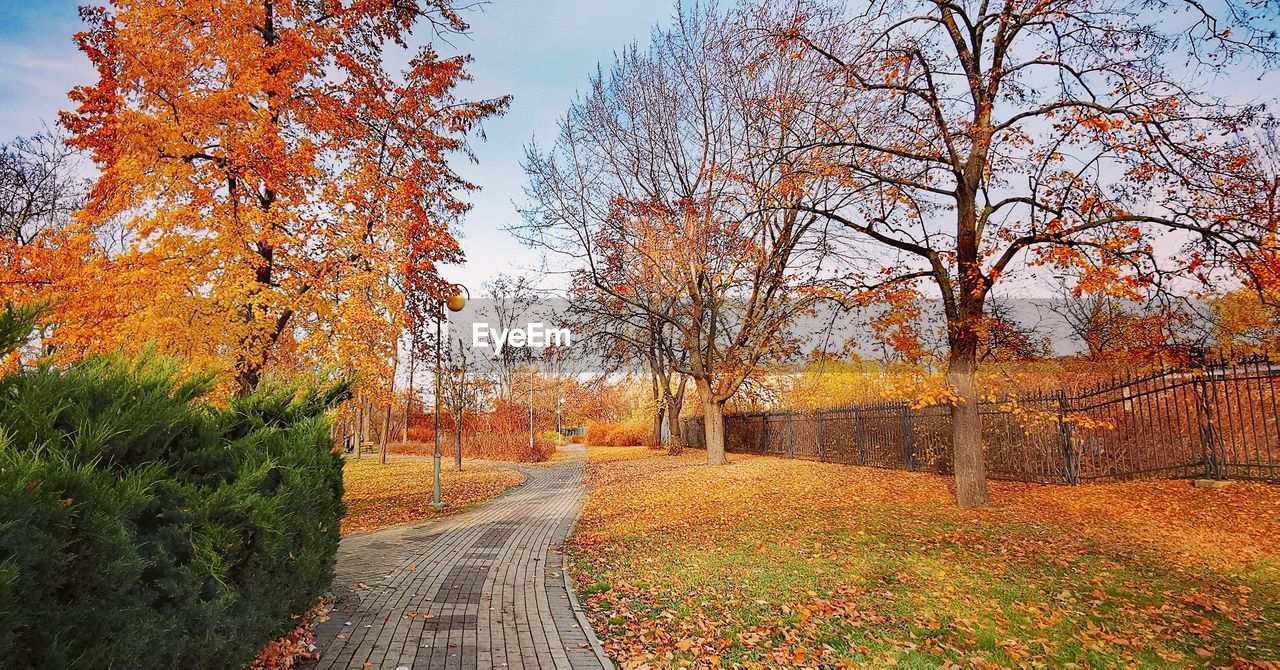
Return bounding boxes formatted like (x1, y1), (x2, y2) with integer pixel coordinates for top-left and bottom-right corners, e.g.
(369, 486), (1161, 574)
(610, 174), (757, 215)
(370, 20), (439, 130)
(341, 458), (524, 535)
(1214, 287), (1280, 353)
(572, 448), (1280, 668)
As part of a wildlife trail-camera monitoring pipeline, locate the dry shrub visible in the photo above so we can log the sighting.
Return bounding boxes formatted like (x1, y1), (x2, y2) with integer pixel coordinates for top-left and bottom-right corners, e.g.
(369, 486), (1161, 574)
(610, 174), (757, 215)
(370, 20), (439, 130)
(387, 434), (553, 463)
(586, 421), (653, 447)
(567, 434), (585, 444)
(406, 424), (433, 443)
(391, 399), (556, 462)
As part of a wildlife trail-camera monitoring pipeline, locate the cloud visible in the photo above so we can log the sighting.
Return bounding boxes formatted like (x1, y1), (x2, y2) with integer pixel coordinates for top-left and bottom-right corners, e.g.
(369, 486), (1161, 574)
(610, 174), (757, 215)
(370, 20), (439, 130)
(0, 39), (92, 138)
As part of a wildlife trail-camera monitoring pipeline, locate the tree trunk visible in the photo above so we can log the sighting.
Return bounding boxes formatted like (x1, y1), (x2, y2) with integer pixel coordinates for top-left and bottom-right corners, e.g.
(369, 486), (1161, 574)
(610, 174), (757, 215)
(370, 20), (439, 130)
(401, 397), (412, 443)
(356, 396), (367, 459)
(665, 393), (684, 455)
(948, 338), (990, 507)
(703, 398), (727, 465)
(454, 409), (464, 471)
(380, 343), (399, 464)
(950, 176), (991, 507)
(402, 344), (416, 443)
(652, 404), (665, 449)
(233, 307), (293, 395)
(649, 370), (663, 448)
(379, 401), (392, 464)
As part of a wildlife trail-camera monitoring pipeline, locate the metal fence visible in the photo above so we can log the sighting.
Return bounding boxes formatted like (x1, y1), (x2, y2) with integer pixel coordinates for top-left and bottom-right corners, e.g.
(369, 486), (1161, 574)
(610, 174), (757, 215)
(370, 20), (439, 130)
(680, 358), (1280, 484)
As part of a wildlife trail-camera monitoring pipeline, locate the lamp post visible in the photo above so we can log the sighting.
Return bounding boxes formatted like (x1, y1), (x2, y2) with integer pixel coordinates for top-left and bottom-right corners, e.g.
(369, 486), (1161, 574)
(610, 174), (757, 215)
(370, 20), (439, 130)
(430, 283), (468, 510)
(528, 355), (535, 452)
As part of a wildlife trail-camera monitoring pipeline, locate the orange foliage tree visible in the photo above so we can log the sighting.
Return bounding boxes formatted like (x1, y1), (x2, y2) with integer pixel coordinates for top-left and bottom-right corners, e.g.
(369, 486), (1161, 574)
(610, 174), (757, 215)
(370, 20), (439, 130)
(770, 0), (1276, 506)
(59, 0), (507, 393)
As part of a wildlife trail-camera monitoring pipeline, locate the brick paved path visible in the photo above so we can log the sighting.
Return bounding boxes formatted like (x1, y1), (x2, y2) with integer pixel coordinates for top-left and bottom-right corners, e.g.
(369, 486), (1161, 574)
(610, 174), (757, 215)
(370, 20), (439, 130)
(310, 446), (609, 669)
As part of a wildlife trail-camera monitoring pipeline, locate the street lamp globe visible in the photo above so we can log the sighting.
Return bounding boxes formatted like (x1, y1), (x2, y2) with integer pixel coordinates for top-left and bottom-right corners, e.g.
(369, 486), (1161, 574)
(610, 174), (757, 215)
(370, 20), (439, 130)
(445, 288), (467, 312)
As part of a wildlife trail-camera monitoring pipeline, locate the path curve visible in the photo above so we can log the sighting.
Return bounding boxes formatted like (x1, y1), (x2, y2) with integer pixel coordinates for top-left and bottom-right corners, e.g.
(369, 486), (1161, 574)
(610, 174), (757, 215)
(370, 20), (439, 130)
(310, 445), (609, 669)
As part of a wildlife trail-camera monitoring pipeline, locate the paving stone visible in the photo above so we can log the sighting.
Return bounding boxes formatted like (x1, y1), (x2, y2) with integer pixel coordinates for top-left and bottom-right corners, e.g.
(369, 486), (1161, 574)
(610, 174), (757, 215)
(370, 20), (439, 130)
(308, 446), (609, 669)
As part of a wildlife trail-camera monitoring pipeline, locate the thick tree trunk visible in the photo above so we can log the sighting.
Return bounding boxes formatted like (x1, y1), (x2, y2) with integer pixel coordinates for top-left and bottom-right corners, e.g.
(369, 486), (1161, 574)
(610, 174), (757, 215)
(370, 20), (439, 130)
(665, 393), (685, 455)
(235, 368), (260, 397)
(703, 398), (727, 465)
(950, 175), (991, 507)
(948, 336), (990, 507)
(233, 306), (293, 395)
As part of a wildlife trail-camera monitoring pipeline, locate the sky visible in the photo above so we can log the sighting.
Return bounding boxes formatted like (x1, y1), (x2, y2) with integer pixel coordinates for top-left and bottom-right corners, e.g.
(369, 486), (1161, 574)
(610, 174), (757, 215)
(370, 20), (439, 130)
(2, 0), (1276, 306)
(0, 0), (677, 293)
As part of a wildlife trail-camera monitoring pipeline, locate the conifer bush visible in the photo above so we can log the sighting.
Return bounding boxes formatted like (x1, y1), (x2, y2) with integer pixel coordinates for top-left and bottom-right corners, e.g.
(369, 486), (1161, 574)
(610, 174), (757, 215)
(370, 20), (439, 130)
(0, 305), (347, 668)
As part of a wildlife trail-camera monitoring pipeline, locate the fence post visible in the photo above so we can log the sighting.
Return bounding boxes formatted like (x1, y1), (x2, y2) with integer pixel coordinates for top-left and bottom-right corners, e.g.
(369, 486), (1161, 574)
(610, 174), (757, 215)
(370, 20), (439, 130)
(855, 409), (865, 465)
(758, 412), (769, 455)
(786, 412), (796, 458)
(816, 410), (827, 462)
(1193, 371), (1226, 479)
(903, 404), (915, 471)
(1057, 390), (1078, 485)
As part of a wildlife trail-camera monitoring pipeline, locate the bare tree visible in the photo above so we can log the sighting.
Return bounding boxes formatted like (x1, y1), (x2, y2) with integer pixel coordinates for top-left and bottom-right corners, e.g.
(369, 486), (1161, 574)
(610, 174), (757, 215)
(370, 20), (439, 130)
(567, 272), (691, 451)
(0, 127), (88, 356)
(519, 3), (834, 464)
(0, 128), (85, 247)
(480, 274), (541, 401)
(440, 334), (487, 470)
(981, 297), (1049, 363)
(768, 0), (1277, 505)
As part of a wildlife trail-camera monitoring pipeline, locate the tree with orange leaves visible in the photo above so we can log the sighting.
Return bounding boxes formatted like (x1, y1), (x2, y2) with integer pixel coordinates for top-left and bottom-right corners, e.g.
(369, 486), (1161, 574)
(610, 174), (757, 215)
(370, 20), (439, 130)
(60, 0), (507, 394)
(0, 128), (95, 364)
(1222, 120), (1280, 332)
(767, 0), (1277, 506)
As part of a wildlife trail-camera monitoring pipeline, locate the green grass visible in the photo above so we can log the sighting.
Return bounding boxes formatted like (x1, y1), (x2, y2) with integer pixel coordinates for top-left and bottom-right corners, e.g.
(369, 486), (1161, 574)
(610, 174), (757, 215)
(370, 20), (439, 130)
(571, 453), (1280, 668)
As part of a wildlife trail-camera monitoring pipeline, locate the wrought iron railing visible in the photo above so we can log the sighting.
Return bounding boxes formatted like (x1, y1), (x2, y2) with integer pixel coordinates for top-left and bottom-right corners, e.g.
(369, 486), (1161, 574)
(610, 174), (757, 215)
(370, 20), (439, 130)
(679, 358), (1280, 484)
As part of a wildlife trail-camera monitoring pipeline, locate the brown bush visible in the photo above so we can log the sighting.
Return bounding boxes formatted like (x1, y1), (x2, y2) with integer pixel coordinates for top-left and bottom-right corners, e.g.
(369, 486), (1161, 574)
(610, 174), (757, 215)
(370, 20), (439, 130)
(586, 422), (653, 447)
(390, 399), (560, 462)
(406, 424), (433, 443)
(387, 432), (554, 463)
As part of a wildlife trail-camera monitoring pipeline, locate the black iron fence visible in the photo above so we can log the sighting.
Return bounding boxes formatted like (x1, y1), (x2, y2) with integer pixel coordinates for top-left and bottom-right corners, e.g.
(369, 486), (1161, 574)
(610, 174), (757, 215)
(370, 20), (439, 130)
(680, 358), (1280, 484)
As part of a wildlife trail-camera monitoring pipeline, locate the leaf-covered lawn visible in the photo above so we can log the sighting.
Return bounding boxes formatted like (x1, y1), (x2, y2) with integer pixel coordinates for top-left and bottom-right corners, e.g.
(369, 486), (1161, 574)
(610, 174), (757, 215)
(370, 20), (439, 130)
(341, 457), (525, 534)
(571, 447), (1280, 668)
